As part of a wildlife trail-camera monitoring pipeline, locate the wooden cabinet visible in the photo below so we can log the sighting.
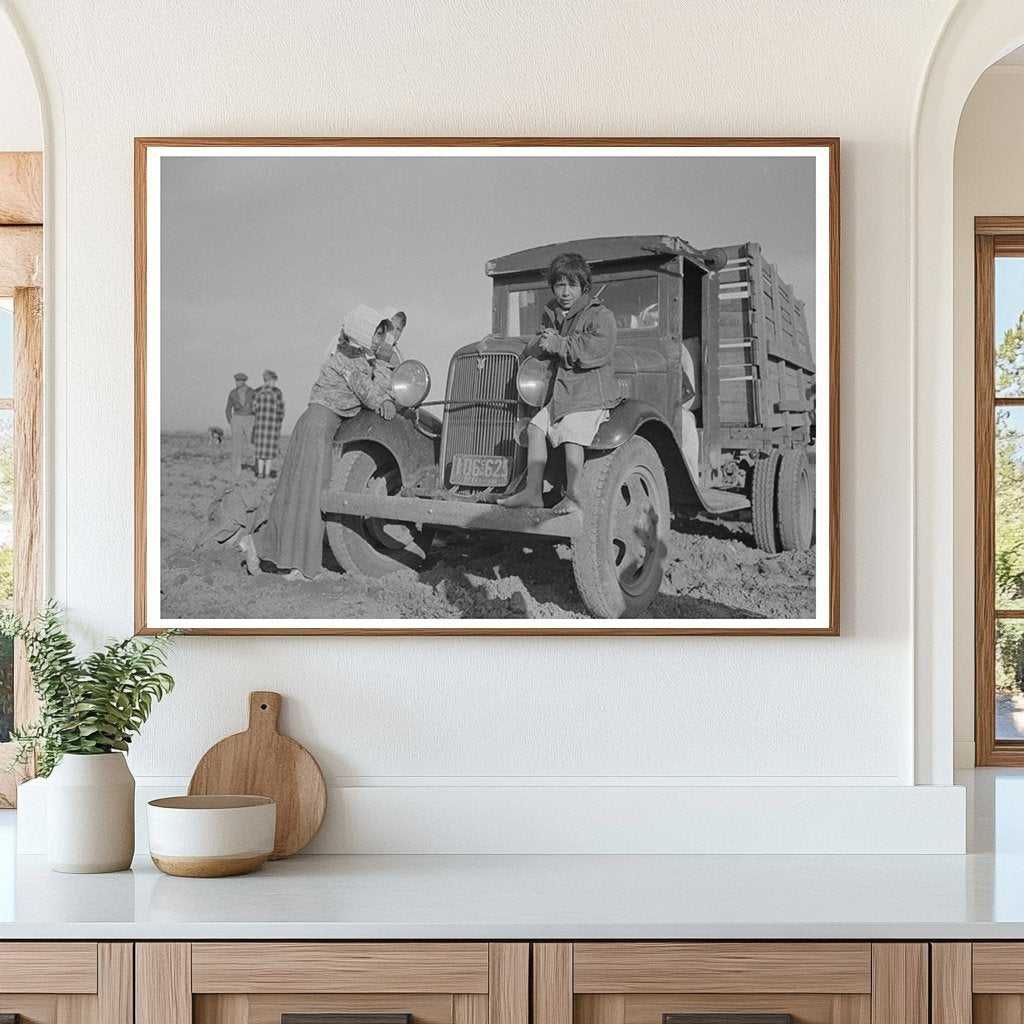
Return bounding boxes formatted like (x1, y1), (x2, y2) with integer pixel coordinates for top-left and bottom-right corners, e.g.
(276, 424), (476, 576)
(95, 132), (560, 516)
(532, 943), (928, 1024)
(0, 943), (132, 1024)
(136, 944), (528, 1024)
(932, 943), (1024, 1024)
(0, 938), (948, 1024)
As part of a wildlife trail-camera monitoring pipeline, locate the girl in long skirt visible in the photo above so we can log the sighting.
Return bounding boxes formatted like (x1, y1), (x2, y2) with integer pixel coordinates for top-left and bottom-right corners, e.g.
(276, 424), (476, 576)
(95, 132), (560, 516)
(240, 307), (398, 581)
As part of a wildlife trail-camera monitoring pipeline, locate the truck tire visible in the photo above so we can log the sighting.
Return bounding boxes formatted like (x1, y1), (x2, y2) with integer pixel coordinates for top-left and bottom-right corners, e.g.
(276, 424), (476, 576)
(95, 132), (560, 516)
(324, 444), (433, 578)
(751, 450), (781, 554)
(777, 448), (814, 551)
(571, 437), (670, 618)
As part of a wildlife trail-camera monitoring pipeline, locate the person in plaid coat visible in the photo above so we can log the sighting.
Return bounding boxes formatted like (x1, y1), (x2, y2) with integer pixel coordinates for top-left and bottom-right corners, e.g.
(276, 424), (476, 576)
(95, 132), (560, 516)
(252, 370), (285, 478)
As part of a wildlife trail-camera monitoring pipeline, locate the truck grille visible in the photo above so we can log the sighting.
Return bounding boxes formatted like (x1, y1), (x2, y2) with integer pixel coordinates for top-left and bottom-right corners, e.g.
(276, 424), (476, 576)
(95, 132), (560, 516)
(440, 352), (522, 490)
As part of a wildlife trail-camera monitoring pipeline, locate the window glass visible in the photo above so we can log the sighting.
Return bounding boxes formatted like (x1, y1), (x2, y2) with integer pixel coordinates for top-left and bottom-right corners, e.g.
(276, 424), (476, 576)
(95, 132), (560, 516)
(996, 257), (1024, 397)
(994, 255), (1024, 745)
(0, 307), (12, 399)
(0, 408), (12, 742)
(997, 620), (1024, 740)
(507, 273), (660, 335)
(996, 406), (1024, 610)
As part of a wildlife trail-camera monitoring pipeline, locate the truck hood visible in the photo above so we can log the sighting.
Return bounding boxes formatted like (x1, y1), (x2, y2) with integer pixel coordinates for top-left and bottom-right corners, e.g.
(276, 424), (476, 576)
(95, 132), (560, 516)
(450, 334), (534, 361)
(450, 335), (669, 373)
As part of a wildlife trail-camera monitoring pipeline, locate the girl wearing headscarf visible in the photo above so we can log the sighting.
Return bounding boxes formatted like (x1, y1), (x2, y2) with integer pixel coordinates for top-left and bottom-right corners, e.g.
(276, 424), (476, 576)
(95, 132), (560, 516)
(241, 305), (398, 581)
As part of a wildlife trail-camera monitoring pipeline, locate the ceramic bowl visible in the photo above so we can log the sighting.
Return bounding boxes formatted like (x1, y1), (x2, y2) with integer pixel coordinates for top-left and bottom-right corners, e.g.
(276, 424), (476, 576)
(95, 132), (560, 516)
(147, 795), (276, 877)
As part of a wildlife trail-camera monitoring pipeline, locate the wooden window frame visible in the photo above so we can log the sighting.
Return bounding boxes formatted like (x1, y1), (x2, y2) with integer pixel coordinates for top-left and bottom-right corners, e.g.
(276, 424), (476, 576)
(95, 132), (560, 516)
(0, 151), (43, 806)
(975, 217), (1024, 765)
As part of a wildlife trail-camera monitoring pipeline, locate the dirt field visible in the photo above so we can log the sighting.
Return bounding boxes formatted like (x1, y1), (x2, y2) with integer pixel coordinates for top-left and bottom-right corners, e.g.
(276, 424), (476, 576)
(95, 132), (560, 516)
(159, 431), (816, 621)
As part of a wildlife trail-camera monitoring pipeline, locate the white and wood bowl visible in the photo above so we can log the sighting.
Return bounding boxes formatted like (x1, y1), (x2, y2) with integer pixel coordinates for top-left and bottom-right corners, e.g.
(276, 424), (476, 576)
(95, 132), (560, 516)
(147, 795), (276, 877)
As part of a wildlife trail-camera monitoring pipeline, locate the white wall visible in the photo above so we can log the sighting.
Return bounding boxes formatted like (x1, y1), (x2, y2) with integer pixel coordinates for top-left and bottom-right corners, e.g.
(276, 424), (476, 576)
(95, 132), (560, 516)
(0, 0), (972, 852)
(0, 13), (39, 151)
(952, 65), (1024, 767)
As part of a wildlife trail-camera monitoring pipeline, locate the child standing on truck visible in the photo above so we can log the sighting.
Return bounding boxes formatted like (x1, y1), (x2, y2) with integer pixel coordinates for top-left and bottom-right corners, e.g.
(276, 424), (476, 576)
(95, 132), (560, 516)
(499, 252), (618, 515)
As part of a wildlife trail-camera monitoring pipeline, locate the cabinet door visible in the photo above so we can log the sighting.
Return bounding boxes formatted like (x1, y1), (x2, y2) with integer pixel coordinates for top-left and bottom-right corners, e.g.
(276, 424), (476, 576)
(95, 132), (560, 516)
(533, 944), (928, 1024)
(137, 943), (528, 1024)
(0, 943), (131, 1024)
(942, 943), (1024, 1024)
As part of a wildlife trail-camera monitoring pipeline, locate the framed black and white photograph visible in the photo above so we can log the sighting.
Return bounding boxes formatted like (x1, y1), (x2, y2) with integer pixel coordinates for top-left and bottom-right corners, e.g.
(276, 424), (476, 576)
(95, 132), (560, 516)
(135, 137), (839, 635)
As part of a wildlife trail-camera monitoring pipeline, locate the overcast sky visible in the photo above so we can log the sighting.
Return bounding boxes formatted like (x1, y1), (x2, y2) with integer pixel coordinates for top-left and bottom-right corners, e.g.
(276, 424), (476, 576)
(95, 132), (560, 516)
(160, 152), (816, 432)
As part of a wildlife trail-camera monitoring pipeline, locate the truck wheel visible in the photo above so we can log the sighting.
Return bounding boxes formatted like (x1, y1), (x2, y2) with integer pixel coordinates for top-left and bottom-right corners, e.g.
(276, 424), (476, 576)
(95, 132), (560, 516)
(777, 449), (814, 551)
(324, 445), (433, 578)
(571, 437), (670, 618)
(751, 450), (781, 553)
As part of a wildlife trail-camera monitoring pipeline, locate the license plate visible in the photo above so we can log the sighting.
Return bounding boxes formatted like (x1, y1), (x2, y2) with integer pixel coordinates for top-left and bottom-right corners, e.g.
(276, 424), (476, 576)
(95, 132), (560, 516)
(450, 453), (511, 487)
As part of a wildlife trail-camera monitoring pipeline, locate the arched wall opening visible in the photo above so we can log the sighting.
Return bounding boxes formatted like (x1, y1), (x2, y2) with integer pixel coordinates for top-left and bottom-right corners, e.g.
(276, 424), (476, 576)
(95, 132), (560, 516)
(952, 46), (1024, 768)
(914, 1), (1024, 785)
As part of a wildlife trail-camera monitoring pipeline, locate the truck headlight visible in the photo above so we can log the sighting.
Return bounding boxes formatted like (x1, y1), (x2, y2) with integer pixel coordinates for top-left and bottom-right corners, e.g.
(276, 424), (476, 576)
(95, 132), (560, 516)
(391, 359), (431, 408)
(516, 356), (552, 407)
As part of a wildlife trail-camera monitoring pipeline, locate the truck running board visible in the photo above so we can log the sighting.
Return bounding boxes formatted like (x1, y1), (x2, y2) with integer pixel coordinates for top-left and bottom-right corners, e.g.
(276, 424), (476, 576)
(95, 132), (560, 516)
(321, 490), (583, 539)
(698, 487), (751, 514)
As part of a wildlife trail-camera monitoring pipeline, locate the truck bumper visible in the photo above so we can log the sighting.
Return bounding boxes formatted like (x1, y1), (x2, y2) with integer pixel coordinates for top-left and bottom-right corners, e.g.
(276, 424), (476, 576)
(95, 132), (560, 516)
(320, 490), (582, 539)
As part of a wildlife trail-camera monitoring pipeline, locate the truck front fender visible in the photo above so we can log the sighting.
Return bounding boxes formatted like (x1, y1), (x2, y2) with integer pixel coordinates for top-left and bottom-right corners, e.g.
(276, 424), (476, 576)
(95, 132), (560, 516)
(590, 400), (704, 513)
(590, 400), (674, 451)
(332, 410), (439, 488)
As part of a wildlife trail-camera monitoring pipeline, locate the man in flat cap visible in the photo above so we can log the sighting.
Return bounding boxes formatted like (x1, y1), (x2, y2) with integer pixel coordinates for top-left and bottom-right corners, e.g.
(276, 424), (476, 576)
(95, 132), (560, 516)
(225, 372), (255, 475)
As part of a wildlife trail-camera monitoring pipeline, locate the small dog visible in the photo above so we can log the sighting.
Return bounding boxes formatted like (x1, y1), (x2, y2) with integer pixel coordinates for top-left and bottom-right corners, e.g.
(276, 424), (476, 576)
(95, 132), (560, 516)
(208, 426), (225, 446)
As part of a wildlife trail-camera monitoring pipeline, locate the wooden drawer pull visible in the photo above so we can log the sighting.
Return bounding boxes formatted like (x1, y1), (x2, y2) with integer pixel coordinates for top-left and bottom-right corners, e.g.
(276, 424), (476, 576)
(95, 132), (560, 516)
(665, 1016), (795, 1024)
(283, 1016), (411, 1024)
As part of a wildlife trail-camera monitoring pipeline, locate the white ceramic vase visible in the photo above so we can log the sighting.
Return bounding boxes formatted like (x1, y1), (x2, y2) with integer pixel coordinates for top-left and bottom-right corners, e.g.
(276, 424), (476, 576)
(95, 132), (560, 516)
(46, 752), (135, 873)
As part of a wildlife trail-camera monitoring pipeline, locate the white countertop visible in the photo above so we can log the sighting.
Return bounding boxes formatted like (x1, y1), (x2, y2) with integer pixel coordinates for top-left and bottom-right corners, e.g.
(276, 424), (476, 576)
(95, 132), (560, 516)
(0, 849), (1022, 940)
(1, 769), (1022, 941)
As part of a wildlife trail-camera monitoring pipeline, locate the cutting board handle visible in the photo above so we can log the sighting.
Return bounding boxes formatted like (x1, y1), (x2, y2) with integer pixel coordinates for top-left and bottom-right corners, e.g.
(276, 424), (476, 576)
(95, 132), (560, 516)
(248, 691), (282, 734)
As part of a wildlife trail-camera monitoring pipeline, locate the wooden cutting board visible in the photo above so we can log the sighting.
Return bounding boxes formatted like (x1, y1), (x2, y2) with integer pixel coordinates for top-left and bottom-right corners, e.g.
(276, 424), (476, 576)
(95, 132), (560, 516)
(188, 691), (326, 859)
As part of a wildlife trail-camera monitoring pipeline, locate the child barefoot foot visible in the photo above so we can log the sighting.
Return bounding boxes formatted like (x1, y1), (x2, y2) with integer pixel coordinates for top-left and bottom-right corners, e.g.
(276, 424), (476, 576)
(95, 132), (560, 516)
(497, 490), (544, 509)
(551, 494), (582, 516)
(238, 534), (262, 575)
(283, 568), (319, 582)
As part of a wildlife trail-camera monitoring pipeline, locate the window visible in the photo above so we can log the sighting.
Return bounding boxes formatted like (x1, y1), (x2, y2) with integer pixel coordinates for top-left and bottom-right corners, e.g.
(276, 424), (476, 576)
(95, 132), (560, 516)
(0, 154), (43, 806)
(0, 305), (11, 744)
(975, 221), (1024, 764)
(506, 272), (661, 335)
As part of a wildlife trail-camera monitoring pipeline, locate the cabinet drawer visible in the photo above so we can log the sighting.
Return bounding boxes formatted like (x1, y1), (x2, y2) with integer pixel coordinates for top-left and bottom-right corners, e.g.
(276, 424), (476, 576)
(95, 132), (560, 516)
(533, 943), (926, 1024)
(139, 943), (528, 1024)
(0, 943), (130, 1024)
(191, 944), (491, 993)
(572, 944), (872, 994)
(0, 942), (99, 993)
(937, 942), (1024, 1024)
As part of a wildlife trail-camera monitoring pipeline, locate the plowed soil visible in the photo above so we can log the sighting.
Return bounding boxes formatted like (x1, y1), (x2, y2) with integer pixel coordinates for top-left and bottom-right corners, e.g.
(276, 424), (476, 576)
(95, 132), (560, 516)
(159, 432), (816, 621)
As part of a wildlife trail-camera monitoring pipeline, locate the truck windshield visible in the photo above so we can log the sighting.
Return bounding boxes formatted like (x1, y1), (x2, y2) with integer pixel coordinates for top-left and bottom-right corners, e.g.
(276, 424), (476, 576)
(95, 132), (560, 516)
(506, 273), (660, 335)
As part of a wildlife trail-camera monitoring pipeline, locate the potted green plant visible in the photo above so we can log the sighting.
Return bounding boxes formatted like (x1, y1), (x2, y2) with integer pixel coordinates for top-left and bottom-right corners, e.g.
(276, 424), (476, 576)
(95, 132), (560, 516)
(2, 603), (179, 873)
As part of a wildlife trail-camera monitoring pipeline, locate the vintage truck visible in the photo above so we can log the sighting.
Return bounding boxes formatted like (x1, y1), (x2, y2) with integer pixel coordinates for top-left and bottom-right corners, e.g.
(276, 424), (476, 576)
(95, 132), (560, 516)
(320, 235), (816, 618)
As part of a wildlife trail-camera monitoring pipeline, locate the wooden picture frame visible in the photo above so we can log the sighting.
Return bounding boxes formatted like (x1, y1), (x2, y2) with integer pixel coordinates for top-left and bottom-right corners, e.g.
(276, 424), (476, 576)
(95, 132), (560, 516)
(135, 137), (839, 636)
